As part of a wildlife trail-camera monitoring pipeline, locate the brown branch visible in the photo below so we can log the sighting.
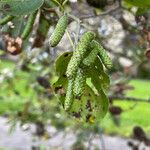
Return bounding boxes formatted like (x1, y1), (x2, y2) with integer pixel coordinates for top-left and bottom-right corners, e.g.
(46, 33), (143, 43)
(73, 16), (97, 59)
(109, 95), (150, 103)
(42, 7), (57, 13)
(79, 6), (122, 20)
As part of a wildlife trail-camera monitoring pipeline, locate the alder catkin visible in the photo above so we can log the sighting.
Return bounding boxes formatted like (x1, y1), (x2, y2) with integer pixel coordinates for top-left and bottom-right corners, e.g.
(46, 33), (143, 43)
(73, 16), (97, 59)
(92, 40), (112, 69)
(0, 15), (14, 25)
(49, 15), (68, 47)
(64, 79), (74, 111)
(73, 68), (86, 97)
(21, 11), (37, 40)
(83, 41), (98, 66)
(66, 31), (95, 79)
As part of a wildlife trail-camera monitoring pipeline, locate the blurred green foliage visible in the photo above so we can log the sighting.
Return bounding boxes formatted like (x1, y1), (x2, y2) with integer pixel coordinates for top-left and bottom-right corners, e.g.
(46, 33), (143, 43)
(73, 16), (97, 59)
(1, 60), (150, 137)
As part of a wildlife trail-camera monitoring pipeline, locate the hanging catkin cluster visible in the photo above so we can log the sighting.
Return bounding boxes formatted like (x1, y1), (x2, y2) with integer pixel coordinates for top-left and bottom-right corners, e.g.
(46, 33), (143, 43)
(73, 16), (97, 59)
(49, 15), (68, 47)
(65, 33), (112, 111)
(50, 15), (112, 113)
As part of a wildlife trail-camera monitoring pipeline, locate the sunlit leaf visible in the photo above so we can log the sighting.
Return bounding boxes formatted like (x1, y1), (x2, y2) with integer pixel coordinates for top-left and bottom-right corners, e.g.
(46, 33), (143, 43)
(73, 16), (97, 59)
(0, 0), (44, 16)
(55, 52), (72, 75)
(69, 85), (108, 123)
(124, 0), (150, 7)
(53, 75), (68, 106)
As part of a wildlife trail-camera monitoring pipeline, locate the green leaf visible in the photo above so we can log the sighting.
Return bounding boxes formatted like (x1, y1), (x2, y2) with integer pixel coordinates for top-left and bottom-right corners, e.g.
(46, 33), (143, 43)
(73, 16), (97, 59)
(53, 75), (68, 105)
(54, 51), (73, 106)
(55, 52), (73, 75)
(53, 76), (67, 89)
(96, 89), (109, 119)
(94, 56), (104, 72)
(82, 63), (110, 92)
(124, 0), (150, 7)
(69, 85), (108, 123)
(68, 63), (109, 123)
(100, 71), (110, 91)
(54, 49), (109, 123)
(53, 52), (72, 106)
(0, 0), (44, 16)
(90, 77), (109, 119)
(94, 57), (110, 90)
(136, 8), (150, 16)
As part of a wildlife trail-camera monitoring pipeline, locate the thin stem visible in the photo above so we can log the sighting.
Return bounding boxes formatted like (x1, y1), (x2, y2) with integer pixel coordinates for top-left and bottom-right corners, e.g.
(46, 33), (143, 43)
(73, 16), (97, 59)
(62, 0), (69, 6)
(75, 17), (81, 44)
(68, 14), (81, 44)
(52, 0), (64, 11)
(66, 29), (75, 50)
(68, 14), (94, 31)
(79, 6), (121, 20)
(68, 13), (81, 23)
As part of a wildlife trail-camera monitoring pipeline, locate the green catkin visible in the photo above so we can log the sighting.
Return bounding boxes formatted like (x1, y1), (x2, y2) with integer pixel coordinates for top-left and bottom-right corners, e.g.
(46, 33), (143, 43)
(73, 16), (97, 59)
(0, 15), (15, 25)
(73, 68), (86, 97)
(83, 41), (98, 66)
(93, 40), (112, 69)
(64, 79), (74, 111)
(66, 31), (95, 79)
(49, 15), (68, 47)
(21, 11), (37, 40)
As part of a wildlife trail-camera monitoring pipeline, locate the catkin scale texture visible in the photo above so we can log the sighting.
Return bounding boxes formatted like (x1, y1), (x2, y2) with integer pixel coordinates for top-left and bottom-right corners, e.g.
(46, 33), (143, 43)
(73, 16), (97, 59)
(93, 40), (112, 69)
(66, 31), (95, 78)
(21, 11), (37, 40)
(73, 68), (86, 97)
(50, 15), (68, 47)
(83, 41), (98, 66)
(64, 79), (74, 111)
